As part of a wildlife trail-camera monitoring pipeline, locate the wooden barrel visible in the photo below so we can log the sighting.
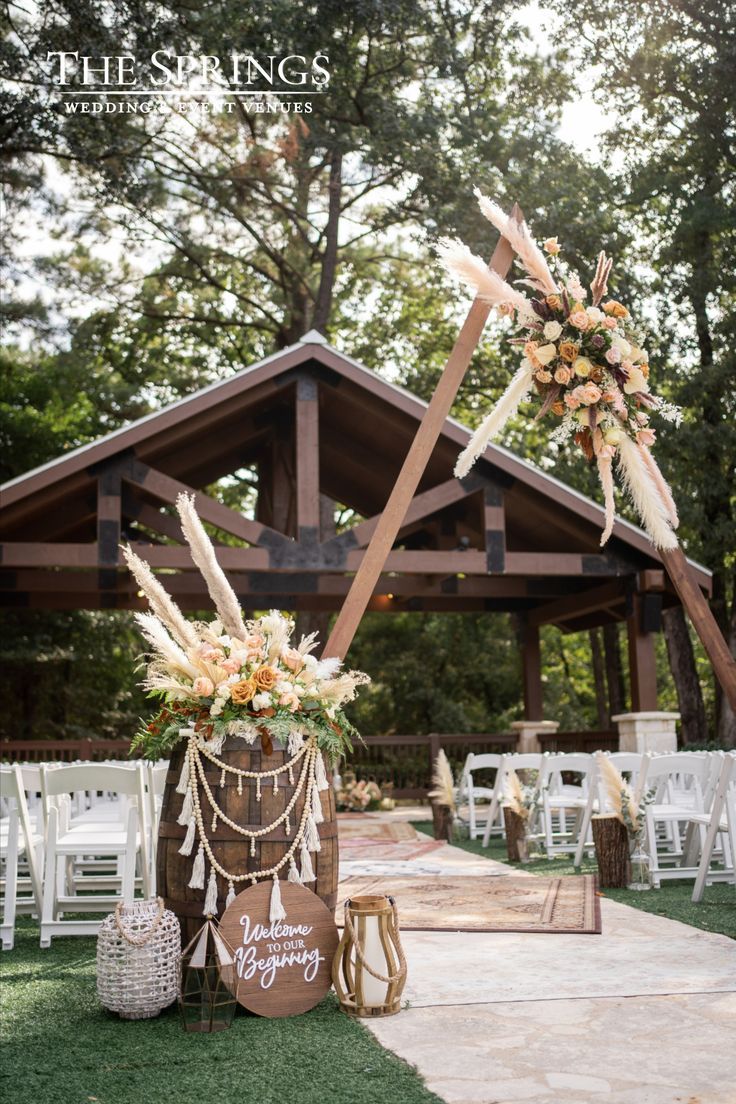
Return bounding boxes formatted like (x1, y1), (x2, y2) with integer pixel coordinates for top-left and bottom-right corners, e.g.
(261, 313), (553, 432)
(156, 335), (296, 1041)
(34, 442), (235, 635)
(158, 736), (338, 944)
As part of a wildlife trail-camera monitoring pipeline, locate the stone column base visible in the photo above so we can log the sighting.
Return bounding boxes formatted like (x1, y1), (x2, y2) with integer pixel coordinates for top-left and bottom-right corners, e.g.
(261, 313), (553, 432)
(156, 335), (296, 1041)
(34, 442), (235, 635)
(612, 712), (680, 754)
(510, 720), (559, 754)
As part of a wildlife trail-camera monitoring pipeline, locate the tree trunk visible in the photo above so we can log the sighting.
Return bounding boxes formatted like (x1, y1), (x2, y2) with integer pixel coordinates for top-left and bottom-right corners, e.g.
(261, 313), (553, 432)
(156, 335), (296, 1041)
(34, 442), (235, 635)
(312, 148), (342, 333)
(592, 815), (630, 888)
(662, 605), (709, 745)
(603, 623), (626, 718)
(590, 627), (609, 728)
(717, 572), (736, 747)
(503, 807), (528, 862)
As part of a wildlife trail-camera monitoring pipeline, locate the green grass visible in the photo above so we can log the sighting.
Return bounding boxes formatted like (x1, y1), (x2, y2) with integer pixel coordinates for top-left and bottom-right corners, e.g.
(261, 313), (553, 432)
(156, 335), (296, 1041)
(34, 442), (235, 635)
(412, 821), (736, 939)
(1, 919), (442, 1104)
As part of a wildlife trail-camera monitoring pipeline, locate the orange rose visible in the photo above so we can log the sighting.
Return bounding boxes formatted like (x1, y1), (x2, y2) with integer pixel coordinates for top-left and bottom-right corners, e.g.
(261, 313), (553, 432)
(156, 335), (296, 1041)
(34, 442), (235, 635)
(253, 665), (278, 691)
(551, 401), (566, 416)
(230, 678), (257, 705)
(603, 300), (629, 318)
(559, 342), (579, 362)
(546, 294), (562, 310)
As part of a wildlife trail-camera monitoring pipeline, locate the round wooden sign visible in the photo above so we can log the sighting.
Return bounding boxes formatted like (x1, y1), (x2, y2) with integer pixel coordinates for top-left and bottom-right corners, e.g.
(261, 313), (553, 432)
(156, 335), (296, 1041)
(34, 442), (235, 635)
(219, 882), (339, 1017)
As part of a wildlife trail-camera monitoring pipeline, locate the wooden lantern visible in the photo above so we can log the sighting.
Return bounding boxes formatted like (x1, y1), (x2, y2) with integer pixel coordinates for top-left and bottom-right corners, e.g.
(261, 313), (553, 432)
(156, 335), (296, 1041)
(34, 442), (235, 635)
(332, 895), (407, 1018)
(179, 918), (238, 1033)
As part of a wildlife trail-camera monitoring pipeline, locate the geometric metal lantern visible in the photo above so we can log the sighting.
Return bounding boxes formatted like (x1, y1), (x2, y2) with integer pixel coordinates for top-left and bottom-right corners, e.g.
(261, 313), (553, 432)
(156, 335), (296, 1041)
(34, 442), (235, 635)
(179, 919), (239, 1033)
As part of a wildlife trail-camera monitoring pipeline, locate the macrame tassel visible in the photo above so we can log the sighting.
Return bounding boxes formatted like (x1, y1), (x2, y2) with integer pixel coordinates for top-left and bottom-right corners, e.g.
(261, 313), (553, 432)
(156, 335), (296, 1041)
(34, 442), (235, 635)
(288, 731), (304, 756)
(617, 434), (678, 549)
(314, 752), (329, 792)
(178, 816), (196, 856)
(203, 870), (219, 916)
(288, 856), (302, 884)
(225, 881), (236, 908)
(304, 814), (321, 853)
(454, 364), (534, 478)
(597, 453), (616, 547)
(269, 875), (287, 922)
(176, 750), (190, 794)
(299, 839), (315, 883)
(188, 844), (205, 889)
(638, 444), (679, 529)
(177, 785), (193, 826)
(203, 731), (226, 756)
(311, 782), (325, 825)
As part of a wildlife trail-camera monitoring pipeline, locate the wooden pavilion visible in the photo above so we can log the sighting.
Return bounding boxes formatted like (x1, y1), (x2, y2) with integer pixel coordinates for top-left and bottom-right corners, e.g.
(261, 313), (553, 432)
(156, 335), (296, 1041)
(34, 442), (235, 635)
(0, 330), (711, 717)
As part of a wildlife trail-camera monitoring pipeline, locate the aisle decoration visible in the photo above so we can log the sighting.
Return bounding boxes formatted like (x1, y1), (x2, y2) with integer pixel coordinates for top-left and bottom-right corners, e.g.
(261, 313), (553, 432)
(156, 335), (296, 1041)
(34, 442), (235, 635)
(96, 898), (180, 1020)
(333, 894), (407, 1017)
(125, 493), (369, 922)
(596, 755), (652, 890)
(438, 191), (682, 549)
(428, 749), (456, 841)
(502, 769), (539, 862)
(336, 773), (383, 812)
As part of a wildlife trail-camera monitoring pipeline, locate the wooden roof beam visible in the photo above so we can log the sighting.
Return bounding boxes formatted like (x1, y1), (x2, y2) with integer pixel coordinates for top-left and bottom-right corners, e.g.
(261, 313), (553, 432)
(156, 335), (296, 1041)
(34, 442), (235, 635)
(527, 579), (629, 627)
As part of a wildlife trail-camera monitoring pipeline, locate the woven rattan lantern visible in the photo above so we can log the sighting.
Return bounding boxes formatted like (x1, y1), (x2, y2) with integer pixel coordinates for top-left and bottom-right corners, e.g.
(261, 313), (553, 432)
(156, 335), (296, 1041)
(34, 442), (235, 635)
(333, 895), (407, 1017)
(179, 918), (239, 1033)
(97, 898), (180, 1020)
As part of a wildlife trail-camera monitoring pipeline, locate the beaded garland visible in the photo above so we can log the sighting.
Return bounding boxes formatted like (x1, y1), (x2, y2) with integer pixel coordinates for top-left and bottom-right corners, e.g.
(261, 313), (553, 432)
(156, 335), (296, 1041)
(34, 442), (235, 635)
(177, 728), (330, 923)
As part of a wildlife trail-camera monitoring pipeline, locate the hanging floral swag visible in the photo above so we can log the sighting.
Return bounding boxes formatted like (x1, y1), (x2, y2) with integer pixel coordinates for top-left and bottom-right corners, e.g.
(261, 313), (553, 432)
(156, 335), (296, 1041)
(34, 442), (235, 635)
(127, 494), (369, 765)
(438, 190), (682, 550)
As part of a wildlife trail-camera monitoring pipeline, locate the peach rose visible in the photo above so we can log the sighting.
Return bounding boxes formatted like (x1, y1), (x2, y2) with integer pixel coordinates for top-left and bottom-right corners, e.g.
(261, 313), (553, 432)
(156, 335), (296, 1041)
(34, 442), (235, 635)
(281, 647), (305, 673)
(230, 678), (257, 705)
(636, 428), (656, 447)
(220, 658), (241, 675)
(554, 366), (571, 384)
(603, 300), (629, 318)
(535, 369), (553, 383)
(568, 309), (590, 331)
(253, 665), (278, 691)
(278, 691), (301, 712)
(543, 237), (560, 254)
(551, 401), (566, 416)
(602, 317), (618, 330)
(546, 294), (562, 310)
(565, 391), (581, 410)
(192, 677), (214, 697)
(559, 341), (579, 363)
(579, 382), (602, 405)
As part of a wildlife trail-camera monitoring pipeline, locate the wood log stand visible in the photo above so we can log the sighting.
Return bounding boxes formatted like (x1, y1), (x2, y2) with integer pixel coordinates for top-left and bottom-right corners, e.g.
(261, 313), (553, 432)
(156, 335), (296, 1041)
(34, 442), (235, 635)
(503, 807), (528, 862)
(430, 801), (454, 842)
(592, 814), (631, 888)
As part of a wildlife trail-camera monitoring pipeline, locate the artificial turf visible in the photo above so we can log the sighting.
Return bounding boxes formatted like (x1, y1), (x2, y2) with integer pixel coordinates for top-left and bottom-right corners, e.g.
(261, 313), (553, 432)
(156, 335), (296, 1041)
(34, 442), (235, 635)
(0, 918), (442, 1104)
(412, 820), (736, 939)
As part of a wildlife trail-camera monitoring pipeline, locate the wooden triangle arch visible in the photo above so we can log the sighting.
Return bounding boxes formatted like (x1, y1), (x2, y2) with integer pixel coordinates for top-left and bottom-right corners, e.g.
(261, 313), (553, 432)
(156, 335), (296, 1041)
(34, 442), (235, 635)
(323, 204), (736, 714)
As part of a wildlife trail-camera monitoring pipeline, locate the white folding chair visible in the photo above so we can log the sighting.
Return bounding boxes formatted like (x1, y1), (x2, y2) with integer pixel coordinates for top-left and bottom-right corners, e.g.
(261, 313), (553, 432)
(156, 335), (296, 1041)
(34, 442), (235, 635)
(458, 753), (501, 840)
(574, 752), (646, 868)
(539, 753), (595, 857)
(1, 765), (44, 950)
(641, 752), (713, 887)
(146, 760), (169, 894)
(690, 753), (736, 901)
(39, 762), (150, 947)
(482, 753), (543, 847)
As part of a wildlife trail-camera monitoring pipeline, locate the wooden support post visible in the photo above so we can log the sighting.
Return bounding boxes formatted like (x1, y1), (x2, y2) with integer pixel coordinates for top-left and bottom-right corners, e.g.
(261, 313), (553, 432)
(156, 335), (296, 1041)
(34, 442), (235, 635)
(660, 545), (736, 714)
(627, 594), (658, 712)
(97, 468), (121, 606)
(323, 208), (520, 660)
(520, 621), (544, 720)
(484, 484), (505, 573)
(295, 376), (320, 542)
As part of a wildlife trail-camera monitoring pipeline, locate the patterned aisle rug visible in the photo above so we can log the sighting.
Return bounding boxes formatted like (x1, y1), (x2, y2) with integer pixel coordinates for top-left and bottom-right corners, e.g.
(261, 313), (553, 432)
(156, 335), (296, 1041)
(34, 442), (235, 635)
(338, 838), (447, 862)
(336, 874), (601, 934)
(337, 819), (420, 842)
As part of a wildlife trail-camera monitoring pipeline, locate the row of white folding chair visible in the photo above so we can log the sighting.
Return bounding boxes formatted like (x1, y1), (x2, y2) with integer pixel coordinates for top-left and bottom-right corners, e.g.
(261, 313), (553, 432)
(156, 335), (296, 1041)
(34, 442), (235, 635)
(573, 752), (646, 867)
(643, 752), (724, 887)
(1, 765), (45, 950)
(480, 753), (545, 847)
(538, 753), (596, 857)
(39, 762), (151, 946)
(458, 753), (502, 839)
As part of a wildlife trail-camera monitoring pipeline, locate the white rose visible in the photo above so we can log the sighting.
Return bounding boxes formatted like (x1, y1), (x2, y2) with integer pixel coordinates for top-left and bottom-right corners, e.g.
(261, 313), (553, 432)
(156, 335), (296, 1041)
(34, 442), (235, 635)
(543, 321), (562, 340)
(612, 335), (631, 357)
(586, 307), (604, 323)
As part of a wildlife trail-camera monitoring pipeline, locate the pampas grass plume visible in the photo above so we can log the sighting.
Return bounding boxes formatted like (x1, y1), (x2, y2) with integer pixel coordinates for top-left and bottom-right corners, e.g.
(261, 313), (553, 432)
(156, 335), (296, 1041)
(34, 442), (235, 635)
(454, 364), (534, 477)
(617, 435), (678, 549)
(473, 188), (558, 295)
(428, 749), (456, 812)
(176, 493), (247, 639)
(437, 238), (529, 312)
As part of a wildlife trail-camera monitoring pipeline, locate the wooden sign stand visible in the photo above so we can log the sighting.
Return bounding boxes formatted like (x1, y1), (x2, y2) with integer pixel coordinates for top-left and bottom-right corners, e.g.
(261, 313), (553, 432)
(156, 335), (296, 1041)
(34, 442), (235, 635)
(323, 205), (736, 716)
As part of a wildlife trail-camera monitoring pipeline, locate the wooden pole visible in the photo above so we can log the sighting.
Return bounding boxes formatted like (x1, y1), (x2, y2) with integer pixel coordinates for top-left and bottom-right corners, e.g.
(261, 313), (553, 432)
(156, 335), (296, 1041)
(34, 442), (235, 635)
(659, 546), (736, 714)
(323, 207), (520, 661)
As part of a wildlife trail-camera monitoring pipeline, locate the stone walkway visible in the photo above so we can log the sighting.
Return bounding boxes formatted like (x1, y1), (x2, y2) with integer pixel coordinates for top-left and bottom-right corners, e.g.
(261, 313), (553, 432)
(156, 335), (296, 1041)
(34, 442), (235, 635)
(340, 814), (736, 1104)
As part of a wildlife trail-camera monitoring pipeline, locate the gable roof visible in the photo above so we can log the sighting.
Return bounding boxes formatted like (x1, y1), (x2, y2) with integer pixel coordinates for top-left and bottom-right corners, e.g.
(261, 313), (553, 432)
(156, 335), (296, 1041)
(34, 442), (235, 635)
(0, 330), (711, 588)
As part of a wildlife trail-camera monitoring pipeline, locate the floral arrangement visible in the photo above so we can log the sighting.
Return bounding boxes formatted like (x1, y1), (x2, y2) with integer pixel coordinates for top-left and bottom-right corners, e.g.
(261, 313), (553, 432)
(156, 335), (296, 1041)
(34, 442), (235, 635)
(596, 754), (652, 838)
(127, 494), (369, 762)
(336, 774), (384, 812)
(438, 191), (682, 549)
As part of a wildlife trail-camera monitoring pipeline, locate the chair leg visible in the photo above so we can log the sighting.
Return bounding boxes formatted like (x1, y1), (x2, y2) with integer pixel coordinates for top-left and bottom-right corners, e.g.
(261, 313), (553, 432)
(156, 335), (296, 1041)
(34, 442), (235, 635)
(40, 808), (59, 948)
(574, 800), (594, 868)
(121, 807), (137, 905)
(1, 812), (19, 951)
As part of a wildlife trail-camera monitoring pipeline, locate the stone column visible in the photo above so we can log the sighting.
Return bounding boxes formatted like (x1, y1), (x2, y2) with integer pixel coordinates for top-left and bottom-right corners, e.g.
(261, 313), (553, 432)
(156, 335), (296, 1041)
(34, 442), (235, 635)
(510, 720), (559, 754)
(612, 712), (680, 753)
